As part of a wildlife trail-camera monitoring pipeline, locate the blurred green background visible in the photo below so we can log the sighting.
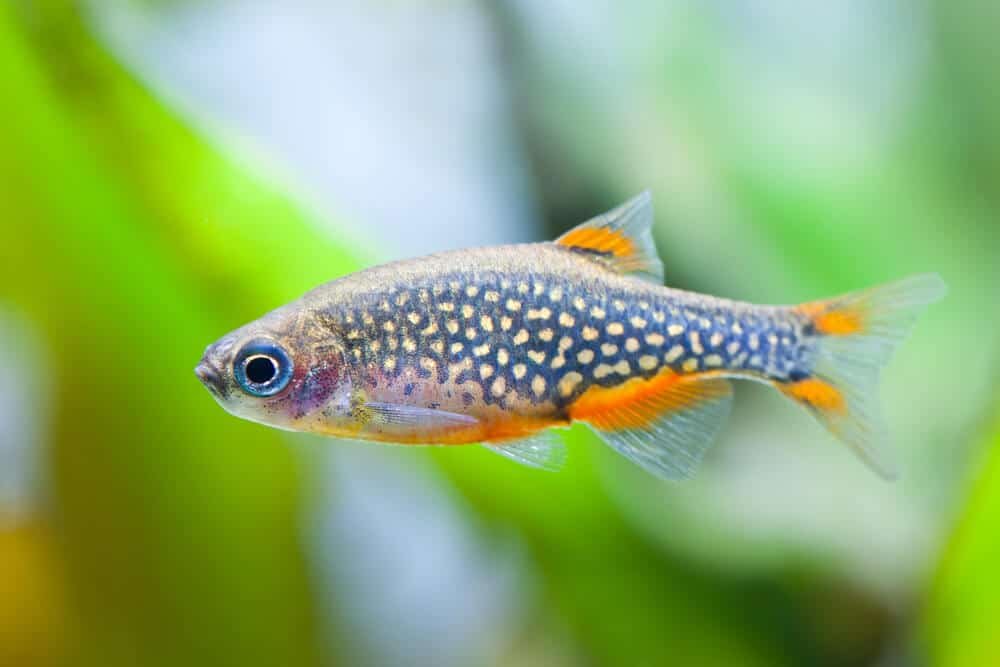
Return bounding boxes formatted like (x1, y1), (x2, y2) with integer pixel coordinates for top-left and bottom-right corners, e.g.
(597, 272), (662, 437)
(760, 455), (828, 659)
(1, 2), (997, 666)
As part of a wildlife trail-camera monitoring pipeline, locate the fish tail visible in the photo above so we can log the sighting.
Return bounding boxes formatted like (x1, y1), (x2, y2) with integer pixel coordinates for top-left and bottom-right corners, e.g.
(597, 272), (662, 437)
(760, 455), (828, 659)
(780, 274), (946, 479)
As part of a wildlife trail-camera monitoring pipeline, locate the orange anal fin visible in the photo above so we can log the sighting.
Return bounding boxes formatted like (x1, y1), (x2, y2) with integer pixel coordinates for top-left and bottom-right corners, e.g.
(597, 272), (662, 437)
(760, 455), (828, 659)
(568, 369), (734, 479)
(568, 369), (727, 429)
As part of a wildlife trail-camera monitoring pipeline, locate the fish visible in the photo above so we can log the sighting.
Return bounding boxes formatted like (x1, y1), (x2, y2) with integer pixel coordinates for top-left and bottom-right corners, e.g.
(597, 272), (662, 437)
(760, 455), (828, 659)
(195, 192), (945, 479)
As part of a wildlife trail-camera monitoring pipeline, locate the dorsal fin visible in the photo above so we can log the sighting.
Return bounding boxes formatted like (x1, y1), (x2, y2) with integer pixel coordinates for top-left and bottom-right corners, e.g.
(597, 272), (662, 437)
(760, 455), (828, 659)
(554, 191), (664, 284)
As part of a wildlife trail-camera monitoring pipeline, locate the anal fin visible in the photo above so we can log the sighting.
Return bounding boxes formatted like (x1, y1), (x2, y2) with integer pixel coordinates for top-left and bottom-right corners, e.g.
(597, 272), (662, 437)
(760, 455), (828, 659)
(568, 371), (733, 479)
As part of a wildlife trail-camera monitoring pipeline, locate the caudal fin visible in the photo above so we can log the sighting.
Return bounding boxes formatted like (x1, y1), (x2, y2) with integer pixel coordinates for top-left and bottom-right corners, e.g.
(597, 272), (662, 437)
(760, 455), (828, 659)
(783, 274), (946, 479)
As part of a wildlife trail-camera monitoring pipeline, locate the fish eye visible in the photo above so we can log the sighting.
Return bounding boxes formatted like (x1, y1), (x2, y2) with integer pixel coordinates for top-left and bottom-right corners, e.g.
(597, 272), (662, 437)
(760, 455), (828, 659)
(233, 340), (293, 397)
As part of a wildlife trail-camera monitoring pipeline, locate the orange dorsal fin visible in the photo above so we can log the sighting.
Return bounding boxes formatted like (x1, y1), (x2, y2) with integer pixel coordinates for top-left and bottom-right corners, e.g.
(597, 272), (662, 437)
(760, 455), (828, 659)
(555, 191), (664, 284)
(568, 369), (733, 479)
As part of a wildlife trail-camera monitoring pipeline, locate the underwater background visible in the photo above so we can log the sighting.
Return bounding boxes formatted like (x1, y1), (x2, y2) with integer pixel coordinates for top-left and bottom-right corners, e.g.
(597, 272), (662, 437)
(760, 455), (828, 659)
(1, 2), (998, 666)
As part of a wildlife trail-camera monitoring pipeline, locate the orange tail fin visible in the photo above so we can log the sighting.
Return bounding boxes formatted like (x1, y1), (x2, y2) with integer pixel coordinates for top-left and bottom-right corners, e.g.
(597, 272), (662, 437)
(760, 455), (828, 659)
(785, 274), (946, 479)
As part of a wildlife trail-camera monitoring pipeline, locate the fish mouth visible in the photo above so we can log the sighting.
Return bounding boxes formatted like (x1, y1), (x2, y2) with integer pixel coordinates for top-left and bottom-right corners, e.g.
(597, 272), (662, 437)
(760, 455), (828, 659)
(195, 360), (226, 398)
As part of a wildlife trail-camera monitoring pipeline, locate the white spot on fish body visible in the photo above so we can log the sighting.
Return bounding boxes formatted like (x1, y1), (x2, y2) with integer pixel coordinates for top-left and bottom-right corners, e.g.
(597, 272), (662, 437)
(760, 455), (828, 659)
(558, 372), (583, 396)
(665, 345), (684, 363)
(689, 332), (704, 355)
(594, 364), (613, 379)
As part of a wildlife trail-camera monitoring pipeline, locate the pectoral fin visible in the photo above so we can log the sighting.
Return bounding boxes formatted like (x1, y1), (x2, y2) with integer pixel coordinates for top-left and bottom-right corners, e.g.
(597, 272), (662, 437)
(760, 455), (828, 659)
(364, 401), (479, 429)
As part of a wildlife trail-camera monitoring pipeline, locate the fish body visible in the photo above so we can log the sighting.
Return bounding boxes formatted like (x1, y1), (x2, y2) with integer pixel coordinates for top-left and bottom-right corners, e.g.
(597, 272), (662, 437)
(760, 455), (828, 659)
(196, 193), (944, 479)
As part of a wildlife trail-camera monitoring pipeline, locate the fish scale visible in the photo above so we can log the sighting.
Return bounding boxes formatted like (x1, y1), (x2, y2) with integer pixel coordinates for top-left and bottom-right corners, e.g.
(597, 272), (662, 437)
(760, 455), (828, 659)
(329, 271), (812, 412)
(197, 192), (944, 480)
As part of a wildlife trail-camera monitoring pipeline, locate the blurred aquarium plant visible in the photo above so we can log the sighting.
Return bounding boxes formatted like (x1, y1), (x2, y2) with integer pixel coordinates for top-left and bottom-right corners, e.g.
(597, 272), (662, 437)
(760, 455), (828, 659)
(0, 1), (998, 666)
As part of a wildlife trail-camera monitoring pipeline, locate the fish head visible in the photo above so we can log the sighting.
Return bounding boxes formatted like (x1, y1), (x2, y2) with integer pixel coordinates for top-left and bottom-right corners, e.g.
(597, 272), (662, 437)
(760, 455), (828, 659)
(195, 303), (353, 431)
